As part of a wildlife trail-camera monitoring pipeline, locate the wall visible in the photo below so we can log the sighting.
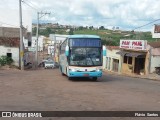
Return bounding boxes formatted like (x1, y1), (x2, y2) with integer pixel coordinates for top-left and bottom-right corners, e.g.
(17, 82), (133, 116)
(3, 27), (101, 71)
(103, 48), (121, 73)
(150, 47), (160, 73)
(150, 56), (160, 73)
(121, 50), (149, 75)
(32, 36), (44, 51)
(121, 57), (134, 75)
(0, 27), (20, 37)
(0, 46), (19, 66)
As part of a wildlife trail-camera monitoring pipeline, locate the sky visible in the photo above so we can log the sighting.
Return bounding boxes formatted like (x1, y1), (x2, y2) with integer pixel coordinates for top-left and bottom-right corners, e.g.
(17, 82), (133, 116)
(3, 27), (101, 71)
(0, 0), (160, 31)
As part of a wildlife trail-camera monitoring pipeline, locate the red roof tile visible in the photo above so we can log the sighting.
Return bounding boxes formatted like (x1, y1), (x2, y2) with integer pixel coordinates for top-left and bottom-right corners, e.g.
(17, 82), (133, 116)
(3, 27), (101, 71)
(106, 46), (120, 50)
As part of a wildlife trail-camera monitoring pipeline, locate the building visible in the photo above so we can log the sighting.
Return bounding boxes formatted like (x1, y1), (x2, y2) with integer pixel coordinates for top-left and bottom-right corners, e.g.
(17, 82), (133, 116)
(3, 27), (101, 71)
(49, 34), (69, 62)
(148, 42), (160, 73)
(0, 37), (20, 66)
(152, 24), (160, 38)
(117, 40), (148, 75)
(31, 36), (45, 51)
(117, 40), (160, 75)
(103, 46), (121, 73)
(0, 27), (33, 67)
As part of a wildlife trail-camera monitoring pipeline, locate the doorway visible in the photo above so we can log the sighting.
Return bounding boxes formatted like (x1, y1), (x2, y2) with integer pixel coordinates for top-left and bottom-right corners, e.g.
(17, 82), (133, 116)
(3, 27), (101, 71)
(112, 59), (119, 72)
(134, 57), (145, 74)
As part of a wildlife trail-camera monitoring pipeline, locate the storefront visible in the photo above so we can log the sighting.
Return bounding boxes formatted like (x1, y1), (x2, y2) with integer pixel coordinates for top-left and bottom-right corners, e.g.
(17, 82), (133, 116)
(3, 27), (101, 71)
(117, 40), (149, 75)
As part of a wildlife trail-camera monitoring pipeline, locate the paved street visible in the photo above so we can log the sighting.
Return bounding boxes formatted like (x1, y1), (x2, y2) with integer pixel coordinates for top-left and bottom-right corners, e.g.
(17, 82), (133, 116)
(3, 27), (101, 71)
(0, 68), (160, 120)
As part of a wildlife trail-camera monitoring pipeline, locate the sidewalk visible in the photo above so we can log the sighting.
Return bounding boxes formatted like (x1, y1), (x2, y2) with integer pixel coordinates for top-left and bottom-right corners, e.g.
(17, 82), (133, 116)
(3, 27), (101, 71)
(103, 70), (160, 81)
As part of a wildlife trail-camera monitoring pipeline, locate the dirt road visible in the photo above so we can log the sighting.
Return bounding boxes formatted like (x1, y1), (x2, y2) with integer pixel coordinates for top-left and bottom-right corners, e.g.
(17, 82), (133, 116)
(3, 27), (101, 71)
(0, 68), (160, 120)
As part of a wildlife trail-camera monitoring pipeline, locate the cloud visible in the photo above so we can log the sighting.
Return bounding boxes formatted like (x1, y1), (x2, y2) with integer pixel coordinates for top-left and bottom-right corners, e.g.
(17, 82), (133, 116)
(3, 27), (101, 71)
(1, 0), (160, 31)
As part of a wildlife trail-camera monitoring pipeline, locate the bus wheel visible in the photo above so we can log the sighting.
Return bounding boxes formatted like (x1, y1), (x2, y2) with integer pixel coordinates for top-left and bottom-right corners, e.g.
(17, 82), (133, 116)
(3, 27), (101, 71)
(92, 77), (97, 81)
(62, 73), (65, 76)
(68, 77), (72, 80)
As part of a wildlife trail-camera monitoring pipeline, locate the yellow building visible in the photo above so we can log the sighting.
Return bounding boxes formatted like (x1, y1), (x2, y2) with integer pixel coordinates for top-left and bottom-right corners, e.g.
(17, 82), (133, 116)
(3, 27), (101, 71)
(118, 40), (149, 75)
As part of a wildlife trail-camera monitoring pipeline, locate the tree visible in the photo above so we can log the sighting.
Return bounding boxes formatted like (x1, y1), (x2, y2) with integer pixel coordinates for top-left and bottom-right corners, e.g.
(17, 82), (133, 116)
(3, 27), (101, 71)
(32, 27), (37, 35)
(99, 26), (105, 30)
(78, 26), (84, 30)
(69, 28), (74, 35)
(89, 26), (93, 30)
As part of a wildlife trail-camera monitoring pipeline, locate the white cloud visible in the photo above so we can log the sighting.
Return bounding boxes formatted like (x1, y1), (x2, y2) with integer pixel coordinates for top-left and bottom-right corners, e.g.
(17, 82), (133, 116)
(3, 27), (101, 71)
(1, 0), (160, 31)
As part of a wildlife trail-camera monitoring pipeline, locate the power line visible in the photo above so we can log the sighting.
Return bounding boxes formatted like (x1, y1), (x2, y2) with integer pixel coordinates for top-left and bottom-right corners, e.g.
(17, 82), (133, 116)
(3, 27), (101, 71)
(24, 0), (40, 10)
(132, 19), (160, 31)
(22, 0), (38, 11)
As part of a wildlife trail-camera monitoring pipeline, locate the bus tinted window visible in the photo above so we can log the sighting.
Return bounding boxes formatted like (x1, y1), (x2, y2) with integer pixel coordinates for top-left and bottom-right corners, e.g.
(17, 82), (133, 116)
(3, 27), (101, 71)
(70, 38), (101, 47)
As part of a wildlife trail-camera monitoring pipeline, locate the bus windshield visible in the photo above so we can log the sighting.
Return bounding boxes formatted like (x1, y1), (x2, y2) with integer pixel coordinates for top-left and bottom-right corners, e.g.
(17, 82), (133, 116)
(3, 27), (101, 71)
(69, 47), (102, 66)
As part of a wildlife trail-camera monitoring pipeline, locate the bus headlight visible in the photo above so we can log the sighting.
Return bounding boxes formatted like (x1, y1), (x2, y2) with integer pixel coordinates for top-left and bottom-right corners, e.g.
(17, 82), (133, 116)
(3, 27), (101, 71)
(96, 68), (102, 72)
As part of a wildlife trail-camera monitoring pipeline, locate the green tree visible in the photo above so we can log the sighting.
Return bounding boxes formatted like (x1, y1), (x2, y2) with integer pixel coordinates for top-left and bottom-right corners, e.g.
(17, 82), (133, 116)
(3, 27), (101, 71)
(0, 56), (13, 66)
(69, 28), (74, 35)
(99, 26), (105, 30)
(32, 27), (37, 36)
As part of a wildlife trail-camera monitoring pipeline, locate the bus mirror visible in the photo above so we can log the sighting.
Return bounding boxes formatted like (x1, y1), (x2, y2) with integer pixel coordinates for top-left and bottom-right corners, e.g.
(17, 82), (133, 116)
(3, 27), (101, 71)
(65, 45), (69, 56)
(103, 45), (106, 56)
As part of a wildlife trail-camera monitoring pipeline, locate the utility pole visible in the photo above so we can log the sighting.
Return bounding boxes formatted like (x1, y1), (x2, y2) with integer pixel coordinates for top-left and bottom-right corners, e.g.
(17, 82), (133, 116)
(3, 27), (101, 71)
(35, 11), (50, 69)
(19, 0), (24, 70)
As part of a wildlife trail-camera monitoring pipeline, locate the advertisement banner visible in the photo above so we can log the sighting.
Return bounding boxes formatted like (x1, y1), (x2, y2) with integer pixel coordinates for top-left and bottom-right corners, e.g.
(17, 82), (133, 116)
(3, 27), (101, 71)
(120, 40), (147, 50)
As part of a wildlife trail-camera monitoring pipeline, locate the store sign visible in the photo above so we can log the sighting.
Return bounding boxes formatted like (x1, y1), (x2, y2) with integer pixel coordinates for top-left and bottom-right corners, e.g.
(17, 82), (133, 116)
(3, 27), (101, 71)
(120, 40), (147, 50)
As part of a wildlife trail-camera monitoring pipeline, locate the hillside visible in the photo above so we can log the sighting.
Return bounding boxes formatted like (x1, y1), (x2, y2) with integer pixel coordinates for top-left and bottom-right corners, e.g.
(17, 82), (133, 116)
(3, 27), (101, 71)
(33, 26), (159, 46)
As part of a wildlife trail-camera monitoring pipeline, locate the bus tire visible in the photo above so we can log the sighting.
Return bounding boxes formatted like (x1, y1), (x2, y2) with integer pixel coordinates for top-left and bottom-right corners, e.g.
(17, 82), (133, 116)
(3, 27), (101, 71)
(92, 77), (97, 81)
(62, 73), (65, 76)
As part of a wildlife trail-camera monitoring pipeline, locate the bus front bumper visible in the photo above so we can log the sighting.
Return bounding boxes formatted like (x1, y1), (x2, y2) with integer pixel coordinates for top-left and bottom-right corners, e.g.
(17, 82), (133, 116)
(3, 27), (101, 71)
(68, 71), (102, 77)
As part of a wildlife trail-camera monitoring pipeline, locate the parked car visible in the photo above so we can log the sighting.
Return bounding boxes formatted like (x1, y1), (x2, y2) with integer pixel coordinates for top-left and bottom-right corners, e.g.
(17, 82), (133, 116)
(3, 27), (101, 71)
(44, 61), (55, 69)
(53, 62), (58, 67)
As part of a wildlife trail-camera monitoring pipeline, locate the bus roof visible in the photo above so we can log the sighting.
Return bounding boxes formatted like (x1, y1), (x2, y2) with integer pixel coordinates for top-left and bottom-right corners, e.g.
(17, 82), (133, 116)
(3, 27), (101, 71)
(68, 35), (100, 39)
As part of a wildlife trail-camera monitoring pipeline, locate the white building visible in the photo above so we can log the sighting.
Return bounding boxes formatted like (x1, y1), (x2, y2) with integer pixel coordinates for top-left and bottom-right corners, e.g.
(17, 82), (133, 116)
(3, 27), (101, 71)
(49, 34), (68, 44)
(147, 42), (160, 73)
(103, 46), (121, 73)
(49, 34), (69, 62)
(0, 37), (20, 66)
(31, 36), (45, 51)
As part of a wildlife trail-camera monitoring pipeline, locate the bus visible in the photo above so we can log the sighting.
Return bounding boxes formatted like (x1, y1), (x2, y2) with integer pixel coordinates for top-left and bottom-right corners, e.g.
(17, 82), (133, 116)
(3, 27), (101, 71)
(59, 35), (106, 80)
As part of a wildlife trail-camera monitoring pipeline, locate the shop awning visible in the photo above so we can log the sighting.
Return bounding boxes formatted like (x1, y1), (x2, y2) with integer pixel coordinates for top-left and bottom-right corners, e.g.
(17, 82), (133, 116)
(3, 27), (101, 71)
(116, 51), (146, 57)
(116, 51), (129, 56)
(125, 53), (146, 57)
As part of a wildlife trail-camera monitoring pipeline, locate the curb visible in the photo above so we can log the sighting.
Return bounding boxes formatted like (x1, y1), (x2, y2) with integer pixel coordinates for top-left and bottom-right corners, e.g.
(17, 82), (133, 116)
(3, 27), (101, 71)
(103, 70), (160, 81)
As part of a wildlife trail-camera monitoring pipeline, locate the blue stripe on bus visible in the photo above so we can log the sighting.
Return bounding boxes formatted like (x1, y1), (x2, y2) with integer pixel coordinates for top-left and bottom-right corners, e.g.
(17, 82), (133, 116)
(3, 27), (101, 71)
(68, 71), (102, 77)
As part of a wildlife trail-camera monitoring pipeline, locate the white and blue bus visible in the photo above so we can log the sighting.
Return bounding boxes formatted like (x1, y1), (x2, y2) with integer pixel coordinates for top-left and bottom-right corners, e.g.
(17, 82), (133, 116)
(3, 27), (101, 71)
(59, 35), (106, 80)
